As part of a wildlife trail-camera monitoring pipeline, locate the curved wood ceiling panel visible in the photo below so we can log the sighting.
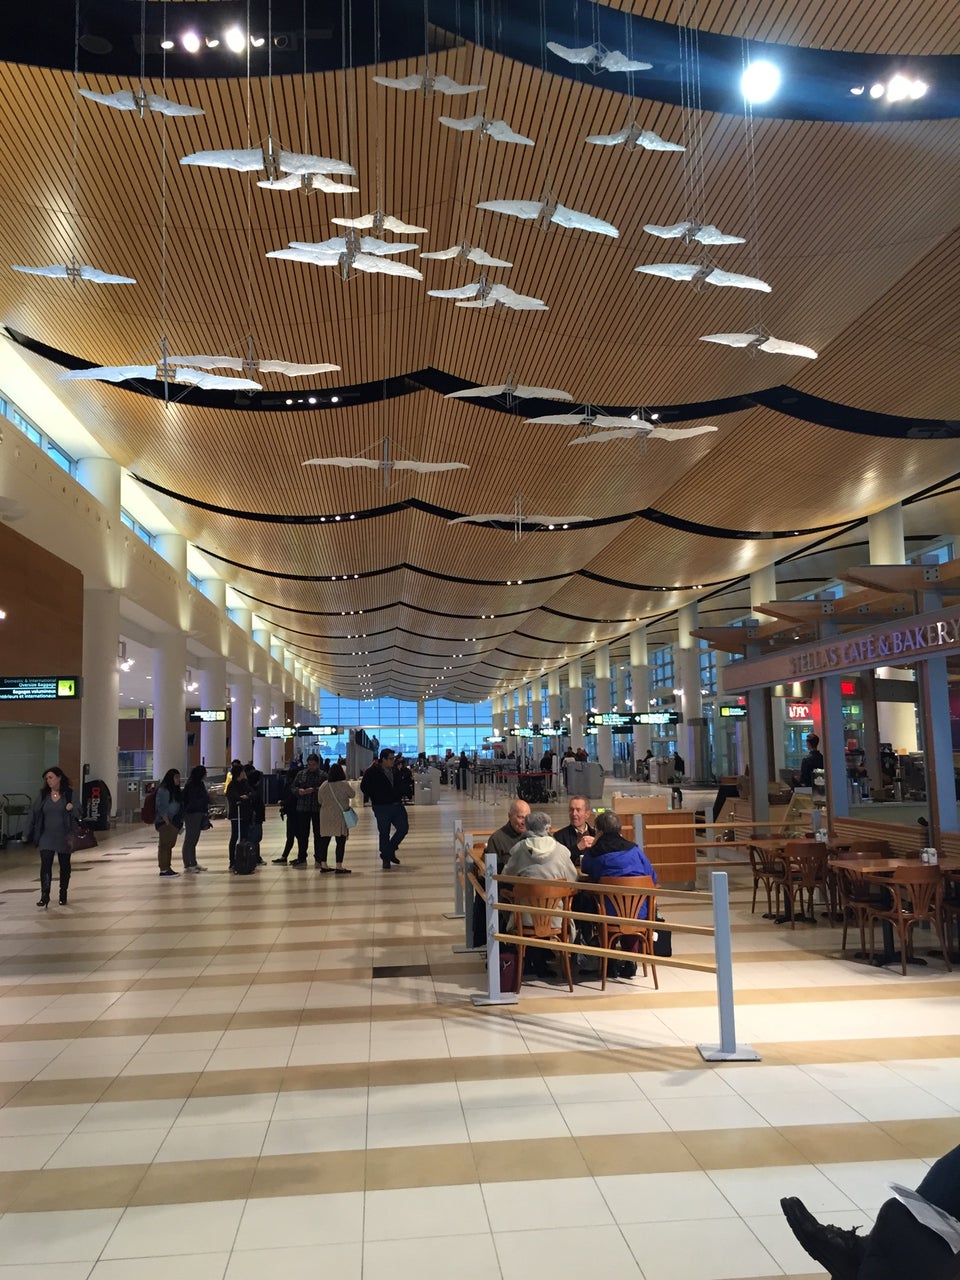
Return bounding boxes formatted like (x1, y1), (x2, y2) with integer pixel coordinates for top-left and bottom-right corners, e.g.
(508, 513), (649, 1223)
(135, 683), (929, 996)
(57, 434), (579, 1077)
(1, 7), (958, 698)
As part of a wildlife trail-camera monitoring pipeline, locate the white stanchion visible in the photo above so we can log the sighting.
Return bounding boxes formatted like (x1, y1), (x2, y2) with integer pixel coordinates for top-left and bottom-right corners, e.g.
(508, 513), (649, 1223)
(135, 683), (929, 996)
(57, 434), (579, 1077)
(443, 821), (465, 919)
(697, 870), (761, 1062)
(472, 844), (518, 1006)
(452, 832), (486, 954)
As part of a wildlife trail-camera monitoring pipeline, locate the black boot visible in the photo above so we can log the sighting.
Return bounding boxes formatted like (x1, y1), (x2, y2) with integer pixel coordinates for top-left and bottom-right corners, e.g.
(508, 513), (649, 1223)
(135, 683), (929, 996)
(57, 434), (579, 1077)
(59, 879), (69, 905)
(780, 1197), (865, 1280)
(37, 870), (51, 908)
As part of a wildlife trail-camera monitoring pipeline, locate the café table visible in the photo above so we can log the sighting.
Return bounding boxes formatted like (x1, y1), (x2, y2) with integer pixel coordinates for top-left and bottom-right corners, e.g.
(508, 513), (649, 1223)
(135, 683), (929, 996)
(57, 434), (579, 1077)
(831, 856), (953, 967)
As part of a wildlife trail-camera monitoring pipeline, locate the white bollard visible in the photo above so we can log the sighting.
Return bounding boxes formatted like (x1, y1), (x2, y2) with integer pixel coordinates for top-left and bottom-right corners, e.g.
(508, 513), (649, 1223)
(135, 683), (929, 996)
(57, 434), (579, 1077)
(472, 844), (518, 1006)
(452, 834), (486, 954)
(697, 871), (761, 1062)
(444, 821), (465, 919)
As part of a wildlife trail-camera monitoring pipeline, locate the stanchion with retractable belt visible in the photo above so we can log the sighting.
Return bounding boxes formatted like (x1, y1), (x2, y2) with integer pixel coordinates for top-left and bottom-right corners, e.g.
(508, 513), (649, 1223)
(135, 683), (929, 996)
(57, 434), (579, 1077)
(697, 870), (761, 1062)
(472, 843), (518, 1006)
(444, 822), (465, 920)
(452, 833), (486, 955)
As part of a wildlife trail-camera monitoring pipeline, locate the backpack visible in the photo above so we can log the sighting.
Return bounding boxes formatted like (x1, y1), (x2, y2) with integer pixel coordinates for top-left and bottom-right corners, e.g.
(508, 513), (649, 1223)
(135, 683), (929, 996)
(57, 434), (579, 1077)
(141, 789), (157, 824)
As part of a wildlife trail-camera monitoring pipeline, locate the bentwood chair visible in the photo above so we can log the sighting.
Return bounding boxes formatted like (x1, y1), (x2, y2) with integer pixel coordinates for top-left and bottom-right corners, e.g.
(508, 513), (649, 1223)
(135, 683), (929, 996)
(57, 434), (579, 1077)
(776, 843), (829, 928)
(597, 875), (659, 991)
(835, 857), (894, 955)
(749, 844), (785, 918)
(864, 866), (952, 976)
(509, 880), (577, 991)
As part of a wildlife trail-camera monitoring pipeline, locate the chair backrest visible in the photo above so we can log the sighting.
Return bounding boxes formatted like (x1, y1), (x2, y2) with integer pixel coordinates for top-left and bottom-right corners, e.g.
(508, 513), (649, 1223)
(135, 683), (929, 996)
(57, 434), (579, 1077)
(782, 843), (828, 884)
(510, 879), (576, 937)
(598, 875), (657, 929)
(872, 865), (944, 918)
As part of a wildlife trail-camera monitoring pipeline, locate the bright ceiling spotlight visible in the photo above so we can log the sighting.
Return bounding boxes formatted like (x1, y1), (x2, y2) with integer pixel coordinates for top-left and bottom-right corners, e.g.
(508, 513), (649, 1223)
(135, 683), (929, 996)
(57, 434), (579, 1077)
(741, 60), (781, 104)
(869, 83), (885, 99)
(160, 38), (174, 50)
(224, 26), (247, 53)
(886, 74), (911, 102)
(250, 35), (266, 48)
(205, 37), (220, 49)
(849, 85), (865, 96)
(181, 30), (202, 53)
(910, 79), (928, 99)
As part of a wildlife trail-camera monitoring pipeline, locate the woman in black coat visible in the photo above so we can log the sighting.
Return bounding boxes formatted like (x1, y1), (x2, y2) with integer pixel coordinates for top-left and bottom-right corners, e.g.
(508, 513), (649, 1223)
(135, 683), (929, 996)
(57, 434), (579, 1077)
(27, 766), (77, 908)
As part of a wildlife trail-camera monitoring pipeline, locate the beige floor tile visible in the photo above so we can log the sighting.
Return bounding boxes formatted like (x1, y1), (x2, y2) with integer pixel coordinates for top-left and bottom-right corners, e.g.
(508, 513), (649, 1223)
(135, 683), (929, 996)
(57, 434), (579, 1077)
(364, 1143), (478, 1190)
(128, 1157), (257, 1206)
(248, 1150), (365, 1198)
(470, 1136), (590, 1183)
(10, 1163), (150, 1211)
(575, 1131), (700, 1176)
(677, 1127), (809, 1170)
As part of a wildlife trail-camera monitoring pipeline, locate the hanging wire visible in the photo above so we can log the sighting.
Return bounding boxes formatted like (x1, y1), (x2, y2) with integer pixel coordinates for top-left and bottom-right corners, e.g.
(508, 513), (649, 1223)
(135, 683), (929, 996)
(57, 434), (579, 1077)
(740, 36), (764, 334)
(159, 3), (169, 394)
(69, 0), (81, 268)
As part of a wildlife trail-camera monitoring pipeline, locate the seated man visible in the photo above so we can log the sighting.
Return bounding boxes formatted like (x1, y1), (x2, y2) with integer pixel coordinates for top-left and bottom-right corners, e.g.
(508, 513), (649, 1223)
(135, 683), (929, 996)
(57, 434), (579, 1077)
(782, 1141), (960, 1279)
(503, 811), (578, 976)
(579, 809), (657, 977)
(472, 799), (530, 947)
(553, 794), (596, 868)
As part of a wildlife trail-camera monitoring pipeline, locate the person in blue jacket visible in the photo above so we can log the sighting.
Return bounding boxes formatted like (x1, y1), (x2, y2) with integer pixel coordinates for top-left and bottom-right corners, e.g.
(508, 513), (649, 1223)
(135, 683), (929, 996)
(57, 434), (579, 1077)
(580, 809), (657, 976)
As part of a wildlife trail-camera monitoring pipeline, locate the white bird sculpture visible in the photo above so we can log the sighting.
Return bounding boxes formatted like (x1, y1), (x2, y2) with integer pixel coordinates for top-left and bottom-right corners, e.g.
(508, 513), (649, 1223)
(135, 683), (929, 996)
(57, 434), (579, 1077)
(258, 172), (360, 194)
(59, 364), (262, 390)
(700, 332), (818, 359)
(303, 436), (467, 489)
(420, 242), (512, 268)
(448, 493), (590, 540)
(268, 236), (423, 281)
(644, 221), (745, 245)
(331, 211), (428, 235)
(438, 115), (534, 145)
(428, 278), (547, 310)
(526, 409), (718, 442)
(166, 339), (341, 379)
(477, 195), (618, 238)
(12, 259), (135, 284)
(635, 262), (771, 292)
(79, 87), (203, 117)
(372, 69), (485, 96)
(585, 122), (684, 151)
(445, 381), (571, 402)
(547, 42), (652, 74)
(181, 146), (355, 179)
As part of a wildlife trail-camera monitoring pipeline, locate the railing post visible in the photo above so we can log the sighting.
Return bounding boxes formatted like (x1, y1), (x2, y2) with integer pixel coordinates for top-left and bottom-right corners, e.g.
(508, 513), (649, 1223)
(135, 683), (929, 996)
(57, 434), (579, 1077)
(472, 844), (518, 1006)
(444, 821), (465, 919)
(697, 871), (761, 1062)
(452, 834), (486, 954)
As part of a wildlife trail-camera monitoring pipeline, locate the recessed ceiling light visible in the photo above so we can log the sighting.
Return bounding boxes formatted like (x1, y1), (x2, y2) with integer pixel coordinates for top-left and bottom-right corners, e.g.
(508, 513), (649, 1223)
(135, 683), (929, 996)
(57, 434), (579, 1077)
(741, 60), (781, 104)
(850, 85), (865, 96)
(181, 30), (201, 53)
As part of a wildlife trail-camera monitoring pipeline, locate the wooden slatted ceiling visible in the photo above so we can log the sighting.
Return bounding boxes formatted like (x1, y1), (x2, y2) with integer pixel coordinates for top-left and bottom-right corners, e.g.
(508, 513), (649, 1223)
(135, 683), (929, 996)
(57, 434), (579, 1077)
(2, 33), (959, 699)
(623, 0), (958, 56)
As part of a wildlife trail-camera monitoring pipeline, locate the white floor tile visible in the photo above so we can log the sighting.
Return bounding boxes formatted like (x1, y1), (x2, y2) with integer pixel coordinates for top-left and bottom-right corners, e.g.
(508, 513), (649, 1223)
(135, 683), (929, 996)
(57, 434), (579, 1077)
(261, 1114), (368, 1154)
(495, 1224), (642, 1280)
(87, 1254), (229, 1280)
(101, 1201), (245, 1259)
(652, 1094), (768, 1132)
(224, 1243), (361, 1280)
(173, 1095), (277, 1127)
(233, 1192), (364, 1249)
(597, 1171), (739, 1224)
(154, 1122), (267, 1163)
(558, 1098), (670, 1136)
(817, 1159), (933, 1211)
(74, 1100), (185, 1132)
(45, 1127), (166, 1169)
(630, 1068), (738, 1100)
(0, 1209), (124, 1263)
(362, 1234), (499, 1280)
(367, 1081), (461, 1114)
(0, 1104), (90, 1136)
(465, 1104), (568, 1143)
(460, 1076), (555, 1109)
(270, 1088), (368, 1121)
(363, 1185), (489, 1241)
(622, 1216), (780, 1279)
(708, 1164), (859, 1217)
(482, 1177), (614, 1231)
(0, 1133), (72, 1171)
(366, 1107), (469, 1149)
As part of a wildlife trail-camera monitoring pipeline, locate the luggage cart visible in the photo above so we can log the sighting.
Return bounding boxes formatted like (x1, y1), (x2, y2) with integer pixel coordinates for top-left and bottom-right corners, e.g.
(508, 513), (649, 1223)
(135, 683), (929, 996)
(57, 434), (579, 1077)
(1, 794), (32, 848)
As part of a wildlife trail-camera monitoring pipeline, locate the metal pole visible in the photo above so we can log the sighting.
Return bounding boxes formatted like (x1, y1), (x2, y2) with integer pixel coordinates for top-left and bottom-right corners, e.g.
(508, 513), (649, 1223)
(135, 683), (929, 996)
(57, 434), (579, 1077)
(444, 821), (465, 919)
(472, 845), (518, 1006)
(452, 833), (484, 953)
(697, 871), (760, 1062)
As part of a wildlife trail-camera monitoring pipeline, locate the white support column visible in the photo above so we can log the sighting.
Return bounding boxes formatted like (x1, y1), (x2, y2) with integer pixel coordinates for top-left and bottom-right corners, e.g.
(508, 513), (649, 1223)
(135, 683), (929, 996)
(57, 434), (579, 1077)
(202, 578), (227, 611)
(270, 700), (285, 769)
(253, 684), (271, 773)
(594, 645), (613, 773)
(154, 532), (187, 581)
(547, 669), (561, 736)
(567, 658), (585, 750)
(629, 629), (651, 765)
(417, 699), (426, 755)
(492, 694), (504, 741)
(76, 458), (124, 587)
(153, 631), (187, 778)
(199, 656), (227, 772)
(676, 603), (704, 782)
(230, 672), (253, 766)
(868, 503), (905, 565)
(80, 588), (120, 811)
(749, 565), (777, 617)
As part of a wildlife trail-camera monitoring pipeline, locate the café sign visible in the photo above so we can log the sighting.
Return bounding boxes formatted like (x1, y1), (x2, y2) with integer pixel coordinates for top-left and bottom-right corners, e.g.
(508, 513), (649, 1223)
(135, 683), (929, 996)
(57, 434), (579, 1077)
(723, 607), (960, 694)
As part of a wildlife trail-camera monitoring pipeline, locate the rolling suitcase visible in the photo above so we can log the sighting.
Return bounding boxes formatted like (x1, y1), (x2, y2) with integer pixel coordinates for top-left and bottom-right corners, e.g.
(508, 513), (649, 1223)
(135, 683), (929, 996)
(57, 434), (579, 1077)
(233, 839), (258, 875)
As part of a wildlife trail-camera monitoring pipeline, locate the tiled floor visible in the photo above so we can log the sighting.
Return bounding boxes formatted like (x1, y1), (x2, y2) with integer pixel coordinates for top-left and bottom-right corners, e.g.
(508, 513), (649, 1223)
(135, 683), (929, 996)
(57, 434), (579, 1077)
(0, 783), (957, 1278)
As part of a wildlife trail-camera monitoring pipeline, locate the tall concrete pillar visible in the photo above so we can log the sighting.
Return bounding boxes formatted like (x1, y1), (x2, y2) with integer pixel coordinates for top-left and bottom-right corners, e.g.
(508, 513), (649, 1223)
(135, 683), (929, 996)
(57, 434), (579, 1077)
(199, 656), (227, 771)
(594, 645), (613, 773)
(676, 603), (705, 781)
(253, 684), (271, 773)
(230, 672), (254, 766)
(153, 630), (187, 778)
(567, 658), (585, 751)
(868, 503), (905, 565)
(749, 564), (777, 617)
(154, 532), (187, 580)
(630, 628), (652, 765)
(417, 700), (426, 755)
(80, 588), (120, 812)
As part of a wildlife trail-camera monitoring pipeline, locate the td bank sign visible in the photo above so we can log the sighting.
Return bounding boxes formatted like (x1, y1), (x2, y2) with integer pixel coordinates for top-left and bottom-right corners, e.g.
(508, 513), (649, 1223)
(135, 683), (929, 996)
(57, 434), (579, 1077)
(722, 608), (960, 694)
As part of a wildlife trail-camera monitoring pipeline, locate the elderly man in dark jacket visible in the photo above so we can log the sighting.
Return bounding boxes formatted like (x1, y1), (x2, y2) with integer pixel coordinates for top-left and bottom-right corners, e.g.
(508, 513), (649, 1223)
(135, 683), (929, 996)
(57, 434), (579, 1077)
(579, 810), (657, 977)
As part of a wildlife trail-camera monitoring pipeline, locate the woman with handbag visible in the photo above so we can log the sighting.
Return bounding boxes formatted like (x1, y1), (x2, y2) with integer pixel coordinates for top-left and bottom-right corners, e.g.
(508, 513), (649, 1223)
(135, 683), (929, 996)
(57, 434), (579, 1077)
(155, 768), (183, 877)
(26, 766), (77, 908)
(316, 764), (356, 874)
(180, 765), (210, 872)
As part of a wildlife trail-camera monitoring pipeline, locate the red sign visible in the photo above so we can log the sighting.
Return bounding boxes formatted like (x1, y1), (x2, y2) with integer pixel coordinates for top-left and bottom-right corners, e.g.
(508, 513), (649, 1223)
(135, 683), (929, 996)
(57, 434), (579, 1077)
(841, 680), (856, 696)
(787, 702), (812, 720)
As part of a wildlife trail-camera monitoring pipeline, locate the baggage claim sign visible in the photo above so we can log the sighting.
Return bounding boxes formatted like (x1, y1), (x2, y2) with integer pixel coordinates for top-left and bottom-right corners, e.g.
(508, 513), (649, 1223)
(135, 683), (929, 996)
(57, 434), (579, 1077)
(723, 608), (960, 693)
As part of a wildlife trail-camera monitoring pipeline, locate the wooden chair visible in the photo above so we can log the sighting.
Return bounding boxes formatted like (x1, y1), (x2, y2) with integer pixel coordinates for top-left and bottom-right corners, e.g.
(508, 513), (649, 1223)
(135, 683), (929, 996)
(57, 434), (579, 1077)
(776, 842), (829, 928)
(749, 843), (785, 917)
(509, 879), (577, 991)
(597, 875), (658, 991)
(864, 867), (952, 975)
(834, 858), (893, 955)
(940, 870), (960, 962)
